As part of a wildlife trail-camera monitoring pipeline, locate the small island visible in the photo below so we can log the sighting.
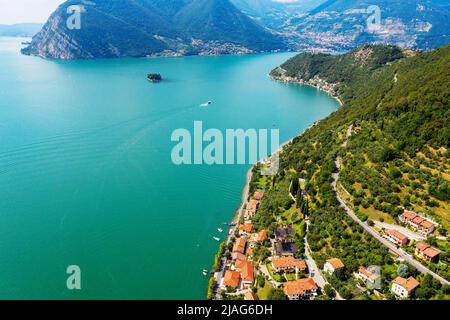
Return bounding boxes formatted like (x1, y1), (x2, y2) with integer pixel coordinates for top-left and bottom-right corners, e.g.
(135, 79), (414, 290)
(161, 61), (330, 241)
(147, 73), (162, 83)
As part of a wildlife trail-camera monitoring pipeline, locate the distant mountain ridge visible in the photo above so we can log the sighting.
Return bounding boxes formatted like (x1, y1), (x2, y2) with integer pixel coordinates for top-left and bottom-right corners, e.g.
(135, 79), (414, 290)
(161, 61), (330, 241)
(22, 0), (287, 59)
(0, 23), (43, 37)
(233, 0), (450, 52)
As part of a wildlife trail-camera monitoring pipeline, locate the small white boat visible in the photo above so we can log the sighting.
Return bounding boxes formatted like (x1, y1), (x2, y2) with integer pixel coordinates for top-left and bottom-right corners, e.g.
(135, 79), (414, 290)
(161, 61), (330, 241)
(217, 228), (223, 233)
(213, 237), (221, 242)
(200, 101), (213, 107)
(202, 269), (208, 276)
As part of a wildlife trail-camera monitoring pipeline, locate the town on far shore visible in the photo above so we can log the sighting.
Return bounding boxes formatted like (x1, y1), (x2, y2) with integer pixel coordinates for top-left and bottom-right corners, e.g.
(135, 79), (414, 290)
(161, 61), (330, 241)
(207, 159), (449, 301)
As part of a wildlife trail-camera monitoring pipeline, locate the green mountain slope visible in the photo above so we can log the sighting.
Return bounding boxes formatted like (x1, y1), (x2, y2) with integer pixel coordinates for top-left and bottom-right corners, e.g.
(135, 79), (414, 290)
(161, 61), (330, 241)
(255, 45), (450, 298)
(22, 0), (286, 59)
(175, 0), (282, 50)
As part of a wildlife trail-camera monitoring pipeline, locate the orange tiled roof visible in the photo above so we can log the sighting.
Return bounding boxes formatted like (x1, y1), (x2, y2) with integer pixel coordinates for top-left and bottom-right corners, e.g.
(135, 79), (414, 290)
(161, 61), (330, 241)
(416, 242), (430, 251)
(272, 256), (307, 270)
(233, 237), (246, 254)
(223, 270), (240, 288)
(246, 199), (260, 211)
(241, 261), (254, 283)
(358, 267), (379, 281)
(232, 252), (246, 261)
(254, 191), (265, 200)
(423, 247), (442, 259)
(412, 216), (425, 225)
(284, 278), (318, 296)
(235, 259), (246, 269)
(402, 211), (417, 221)
(385, 229), (409, 242)
(326, 258), (345, 269)
(393, 276), (419, 292)
(257, 229), (268, 242)
(239, 223), (254, 233)
(420, 220), (435, 229)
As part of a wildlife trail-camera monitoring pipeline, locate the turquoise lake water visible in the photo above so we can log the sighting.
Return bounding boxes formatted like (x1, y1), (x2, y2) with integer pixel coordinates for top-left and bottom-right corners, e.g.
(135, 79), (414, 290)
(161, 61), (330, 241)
(0, 38), (338, 299)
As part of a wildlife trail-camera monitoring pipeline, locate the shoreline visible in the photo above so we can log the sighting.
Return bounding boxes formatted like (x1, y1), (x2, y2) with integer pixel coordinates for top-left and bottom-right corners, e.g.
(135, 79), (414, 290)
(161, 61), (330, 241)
(208, 70), (344, 299)
(270, 69), (344, 107)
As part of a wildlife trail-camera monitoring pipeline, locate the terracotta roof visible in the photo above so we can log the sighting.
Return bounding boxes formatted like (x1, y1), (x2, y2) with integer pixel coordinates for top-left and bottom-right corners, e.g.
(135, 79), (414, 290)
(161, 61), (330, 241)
(272, 257), (307, 270)
(284, 278), (318, 296)
(358, 267), (379, 281)
(420, 220), (435, 229)
(412, 216), (425, 225)
(416, 242), (430, 251)
(244, 292), (259, 300)
(223, 270), (240, 288)
(246, 199), (260, 211)
(257, 229), (268, 242)
(234, 259), (246, 269)
(239, 223), (254, 233)
(393, 276), (419, 292)
(233, 237), (246, 254)
(326, 258), (345, 269)
(402, 211), (417, 221)
(385, 229), (409, 242)
(241, 261), (254, 283)
(254, 191), (265, 200)
(232, 252), (246, 261)
(423, 247), (442, 259)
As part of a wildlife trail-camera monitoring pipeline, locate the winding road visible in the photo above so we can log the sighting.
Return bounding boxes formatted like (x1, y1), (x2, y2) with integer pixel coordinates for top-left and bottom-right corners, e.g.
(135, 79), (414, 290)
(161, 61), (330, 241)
(333, 156), (450, 287)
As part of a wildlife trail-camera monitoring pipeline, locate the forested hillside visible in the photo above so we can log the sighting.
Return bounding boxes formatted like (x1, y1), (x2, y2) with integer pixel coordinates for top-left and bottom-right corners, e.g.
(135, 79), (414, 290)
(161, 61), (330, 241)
(23, 0), (286, 59)
(253, 44), (450, 299)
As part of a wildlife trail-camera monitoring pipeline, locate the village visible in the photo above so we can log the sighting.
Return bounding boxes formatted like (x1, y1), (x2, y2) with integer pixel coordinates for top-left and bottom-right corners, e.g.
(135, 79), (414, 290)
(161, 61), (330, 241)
(210, 172), (447, 300)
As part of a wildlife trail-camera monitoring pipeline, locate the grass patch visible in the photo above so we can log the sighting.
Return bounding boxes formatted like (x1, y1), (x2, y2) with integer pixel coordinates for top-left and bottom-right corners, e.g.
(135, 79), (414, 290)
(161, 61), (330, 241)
(257, 281), (275, 300)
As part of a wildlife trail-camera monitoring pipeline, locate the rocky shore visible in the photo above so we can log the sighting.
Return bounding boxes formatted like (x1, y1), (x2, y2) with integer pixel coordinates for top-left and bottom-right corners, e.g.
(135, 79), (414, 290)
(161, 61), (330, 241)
(270, 67), (343, 107)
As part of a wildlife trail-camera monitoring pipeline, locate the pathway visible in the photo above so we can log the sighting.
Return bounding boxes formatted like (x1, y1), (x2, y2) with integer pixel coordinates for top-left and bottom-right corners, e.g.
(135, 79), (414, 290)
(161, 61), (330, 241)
(333, 156), (450, 286)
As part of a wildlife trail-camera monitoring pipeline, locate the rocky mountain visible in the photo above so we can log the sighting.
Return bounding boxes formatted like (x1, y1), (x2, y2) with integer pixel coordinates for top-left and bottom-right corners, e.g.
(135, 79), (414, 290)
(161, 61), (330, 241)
(230, 0), (324, 29)
(0, 23), (43, 37)
(232, 0), (450, 52)
(22, 0), (286, 59)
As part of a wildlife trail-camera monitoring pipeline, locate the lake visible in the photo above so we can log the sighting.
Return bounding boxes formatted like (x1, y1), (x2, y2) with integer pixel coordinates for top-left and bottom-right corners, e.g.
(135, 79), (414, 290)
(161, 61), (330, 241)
(0, 37), (338, 299)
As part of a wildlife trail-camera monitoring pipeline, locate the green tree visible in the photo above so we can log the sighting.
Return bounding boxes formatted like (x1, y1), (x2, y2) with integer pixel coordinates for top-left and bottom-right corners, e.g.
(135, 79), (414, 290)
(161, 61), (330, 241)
(268, 288), (287, 300)
(324, 284), (335, 299)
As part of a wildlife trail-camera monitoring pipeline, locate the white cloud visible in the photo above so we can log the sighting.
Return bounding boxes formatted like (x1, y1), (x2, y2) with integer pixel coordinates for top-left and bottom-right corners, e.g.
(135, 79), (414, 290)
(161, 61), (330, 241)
(0, 0), (66, 24)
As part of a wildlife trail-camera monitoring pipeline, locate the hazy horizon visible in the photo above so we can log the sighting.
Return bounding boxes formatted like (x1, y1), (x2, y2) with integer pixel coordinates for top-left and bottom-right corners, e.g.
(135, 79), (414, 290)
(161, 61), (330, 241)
(0, 0), (65, 25)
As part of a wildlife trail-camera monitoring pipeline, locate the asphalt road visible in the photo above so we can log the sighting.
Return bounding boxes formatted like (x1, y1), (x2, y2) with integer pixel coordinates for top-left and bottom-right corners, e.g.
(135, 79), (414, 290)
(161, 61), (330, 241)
(333, 157), (450, 287)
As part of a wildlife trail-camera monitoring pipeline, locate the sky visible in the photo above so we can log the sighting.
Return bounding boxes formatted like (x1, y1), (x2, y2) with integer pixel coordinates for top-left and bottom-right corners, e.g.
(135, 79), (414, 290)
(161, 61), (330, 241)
(0, 0), (65, 24)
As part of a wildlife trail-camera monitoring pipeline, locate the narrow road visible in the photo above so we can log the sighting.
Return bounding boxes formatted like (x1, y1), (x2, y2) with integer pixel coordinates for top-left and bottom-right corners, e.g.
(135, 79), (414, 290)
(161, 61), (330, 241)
(304, 220), (327, 289)
(304, 219), (343, 300)
(259, 264), (281, 287)
(333, 157), (450, 287)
